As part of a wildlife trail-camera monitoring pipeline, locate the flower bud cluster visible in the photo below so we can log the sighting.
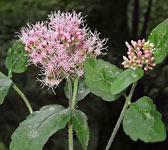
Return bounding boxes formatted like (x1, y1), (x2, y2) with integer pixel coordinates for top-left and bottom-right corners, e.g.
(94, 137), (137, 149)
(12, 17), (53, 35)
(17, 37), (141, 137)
(19, 11), (107, 88)
(122, 39), (156, 71)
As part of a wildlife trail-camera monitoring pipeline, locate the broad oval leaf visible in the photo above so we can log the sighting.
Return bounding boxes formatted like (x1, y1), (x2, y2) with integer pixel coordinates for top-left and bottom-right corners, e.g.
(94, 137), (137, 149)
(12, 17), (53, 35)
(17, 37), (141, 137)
(123, 96), (166, 143)
(84, 58), (122, 101)
(72, 109), (89, 150)
(148, 19), (168, 64)
(0, 76), (12, 104)
(64, 78), (90, 102)
(10, 105), (71, 150)
(110, 68), (144, 95)
(5, 40), (28, 75)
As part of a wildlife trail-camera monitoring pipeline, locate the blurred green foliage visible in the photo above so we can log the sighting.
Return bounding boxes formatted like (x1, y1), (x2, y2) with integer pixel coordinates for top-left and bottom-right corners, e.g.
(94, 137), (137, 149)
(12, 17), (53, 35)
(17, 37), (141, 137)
(0, 0), (168, 150)
(0, 141), (7, 150)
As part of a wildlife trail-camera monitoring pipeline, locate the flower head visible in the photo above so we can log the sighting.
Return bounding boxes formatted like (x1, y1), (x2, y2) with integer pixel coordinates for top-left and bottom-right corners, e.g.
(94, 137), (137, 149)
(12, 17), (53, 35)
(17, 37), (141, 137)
(122, 39), (156, 71)
(19, 11), (107, 89)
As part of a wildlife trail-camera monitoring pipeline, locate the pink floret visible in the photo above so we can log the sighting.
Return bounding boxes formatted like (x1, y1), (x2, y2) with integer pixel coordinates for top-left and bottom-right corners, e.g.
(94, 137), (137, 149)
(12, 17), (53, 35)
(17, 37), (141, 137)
(19, 11), (107, 88)
(122, 39), (156, 71)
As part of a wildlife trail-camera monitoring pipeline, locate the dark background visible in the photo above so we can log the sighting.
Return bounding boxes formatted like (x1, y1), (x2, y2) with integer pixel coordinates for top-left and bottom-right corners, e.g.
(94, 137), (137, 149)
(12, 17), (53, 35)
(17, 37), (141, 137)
(0, 0), (168, 149)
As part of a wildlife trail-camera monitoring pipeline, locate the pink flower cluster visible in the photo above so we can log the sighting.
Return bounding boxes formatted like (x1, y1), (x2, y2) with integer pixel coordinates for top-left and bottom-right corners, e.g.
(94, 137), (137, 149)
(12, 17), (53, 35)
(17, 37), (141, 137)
(19, 11), (107, 88)
(122, 39), (156, 71)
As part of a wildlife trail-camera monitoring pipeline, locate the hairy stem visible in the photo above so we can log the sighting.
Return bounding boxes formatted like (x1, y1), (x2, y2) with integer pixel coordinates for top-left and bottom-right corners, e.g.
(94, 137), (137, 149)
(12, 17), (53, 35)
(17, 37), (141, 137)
(68, 76), (79, 150)
(105, 82), (137, 150)
(68, 78), (73, 106)
(0, 71), (33, 114)
(71, 77), (78, 109)
(68, 119), (73, 150)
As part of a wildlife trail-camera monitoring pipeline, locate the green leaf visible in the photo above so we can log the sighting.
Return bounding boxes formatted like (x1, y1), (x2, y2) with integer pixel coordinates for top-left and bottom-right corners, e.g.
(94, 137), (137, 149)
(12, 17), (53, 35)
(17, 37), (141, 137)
(5, 40), (28, 75)
(148, 19), (168, 64)
(64, 78), (90, 101)
(0, 76), (12, 104)
(110, 68), (144, 95)
(10, 105), (71, 150)
(76, 79), (90, 101)
(72, 109), (89, 150)
(123, 96), (166, 143)
(84, 58), (122, 101)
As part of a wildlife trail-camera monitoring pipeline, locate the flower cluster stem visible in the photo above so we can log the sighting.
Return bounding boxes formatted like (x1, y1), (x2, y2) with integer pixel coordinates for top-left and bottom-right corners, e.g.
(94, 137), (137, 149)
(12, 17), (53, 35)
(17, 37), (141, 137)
(105, 81), (137, 150)
(71, 77), (79, 109)
(68, 76), (79, 150)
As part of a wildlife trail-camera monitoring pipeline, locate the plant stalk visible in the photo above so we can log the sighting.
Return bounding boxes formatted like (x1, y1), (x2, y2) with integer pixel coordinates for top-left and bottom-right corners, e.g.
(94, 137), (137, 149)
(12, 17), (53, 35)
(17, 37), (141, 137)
(0, 71), (33, 114)
(68, 78), (73, 107)
(68, 76), (79, 150)
(12, 83), (33, 114)
(71, 77), (78, 109)
(105, 81), (137, 150)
